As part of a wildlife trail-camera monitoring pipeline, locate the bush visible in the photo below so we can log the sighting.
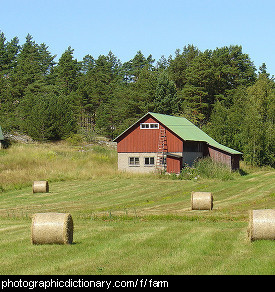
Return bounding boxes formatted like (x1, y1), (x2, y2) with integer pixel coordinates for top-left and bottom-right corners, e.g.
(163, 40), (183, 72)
(178, 164), (200, 180)
(177, 157), (239, 181)
(66, 134), (84, 145)
(196, 157), (239, 180)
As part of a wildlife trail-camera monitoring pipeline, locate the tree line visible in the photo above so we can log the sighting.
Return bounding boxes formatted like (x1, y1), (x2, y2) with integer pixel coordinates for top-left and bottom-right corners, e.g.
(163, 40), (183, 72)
(0, 32), (274, 167)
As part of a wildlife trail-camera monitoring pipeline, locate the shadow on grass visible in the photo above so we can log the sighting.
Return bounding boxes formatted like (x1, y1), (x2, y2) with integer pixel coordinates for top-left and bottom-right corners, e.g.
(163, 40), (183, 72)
(238, 168), (248, 176)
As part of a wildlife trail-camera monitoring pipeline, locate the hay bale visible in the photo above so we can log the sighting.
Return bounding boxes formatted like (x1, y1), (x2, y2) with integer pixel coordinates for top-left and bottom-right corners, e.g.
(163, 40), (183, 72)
(31, 213), (73, 244)
(248, 209), (275, 241)
(32, 181), (49, 193)
(191, 191), (213, 210)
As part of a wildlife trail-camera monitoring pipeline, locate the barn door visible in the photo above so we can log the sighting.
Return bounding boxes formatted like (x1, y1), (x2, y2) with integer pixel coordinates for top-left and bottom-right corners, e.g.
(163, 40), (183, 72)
(166, 156), (182, 174)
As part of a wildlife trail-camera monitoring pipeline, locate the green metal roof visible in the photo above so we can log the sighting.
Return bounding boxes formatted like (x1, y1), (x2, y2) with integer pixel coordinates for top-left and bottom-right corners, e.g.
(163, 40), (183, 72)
(149, 112), (241, 155)
(114, 112), (242, 155)
(0, 126), (3, 140)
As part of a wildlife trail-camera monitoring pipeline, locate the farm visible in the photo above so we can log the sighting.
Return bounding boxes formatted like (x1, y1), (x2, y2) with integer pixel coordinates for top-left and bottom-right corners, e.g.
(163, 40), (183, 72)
(0, 142), (274, 275)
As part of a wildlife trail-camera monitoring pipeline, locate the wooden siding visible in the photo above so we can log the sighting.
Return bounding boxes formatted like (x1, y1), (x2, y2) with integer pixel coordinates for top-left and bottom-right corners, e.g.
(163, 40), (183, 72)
(208, 146), (231, 168)
(231, 155), (240, 170)
(208, 145), (240, 170)
(165, 127), (183, 153)
(167, 155), (182, 174)
(116, 116), (183, 153)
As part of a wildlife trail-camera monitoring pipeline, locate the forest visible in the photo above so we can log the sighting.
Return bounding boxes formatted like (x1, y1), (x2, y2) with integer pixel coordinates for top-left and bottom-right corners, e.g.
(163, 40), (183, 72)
(0, 32), (274, 167)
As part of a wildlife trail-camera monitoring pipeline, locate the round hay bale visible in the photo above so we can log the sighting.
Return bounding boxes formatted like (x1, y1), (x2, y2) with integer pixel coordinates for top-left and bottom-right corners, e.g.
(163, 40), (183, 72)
(248, 209), (275, 241)
(31, 213), (73, 245)
(191, 191), (213, 210)
(32, 181), (49, 193)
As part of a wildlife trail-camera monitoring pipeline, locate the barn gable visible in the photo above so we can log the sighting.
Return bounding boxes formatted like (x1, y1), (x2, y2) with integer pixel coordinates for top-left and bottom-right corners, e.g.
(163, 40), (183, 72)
(115, 114), (183, 153)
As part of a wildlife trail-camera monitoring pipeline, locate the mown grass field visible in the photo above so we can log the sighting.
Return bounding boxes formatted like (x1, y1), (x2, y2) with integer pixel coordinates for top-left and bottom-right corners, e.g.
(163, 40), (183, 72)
(0, 143), (274, 275)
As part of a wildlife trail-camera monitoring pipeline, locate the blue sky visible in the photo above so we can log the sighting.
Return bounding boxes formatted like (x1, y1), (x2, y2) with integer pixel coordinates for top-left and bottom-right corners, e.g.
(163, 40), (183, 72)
(1, 0), (274, 75)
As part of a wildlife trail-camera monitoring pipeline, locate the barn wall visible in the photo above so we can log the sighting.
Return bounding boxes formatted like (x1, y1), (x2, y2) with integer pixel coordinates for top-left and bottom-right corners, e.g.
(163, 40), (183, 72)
(165, 128), (183, 152)
(117, 152), (157, 173)
(208, 146), (232, 168)
(231, 155), (241, 170)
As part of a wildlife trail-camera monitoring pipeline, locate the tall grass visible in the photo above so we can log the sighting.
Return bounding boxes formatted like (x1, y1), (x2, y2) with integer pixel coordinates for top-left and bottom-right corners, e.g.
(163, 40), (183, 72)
(178, 157), (241, 181)
(0, 142), (271, 192)
(0, 142), (117, 191)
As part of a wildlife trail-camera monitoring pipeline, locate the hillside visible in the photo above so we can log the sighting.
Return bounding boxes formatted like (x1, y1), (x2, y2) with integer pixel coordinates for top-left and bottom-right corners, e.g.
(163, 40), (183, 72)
(0, 143), (274, 275)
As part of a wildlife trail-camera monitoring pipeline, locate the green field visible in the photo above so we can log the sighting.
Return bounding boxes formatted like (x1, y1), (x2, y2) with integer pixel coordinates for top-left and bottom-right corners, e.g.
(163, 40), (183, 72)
(0, 143), (274, 275)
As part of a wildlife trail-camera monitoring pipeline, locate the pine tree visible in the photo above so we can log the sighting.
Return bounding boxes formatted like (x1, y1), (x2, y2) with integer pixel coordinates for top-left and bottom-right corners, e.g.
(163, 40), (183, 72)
(123, 50), (155, 83)
(211, 45), (257, 102)
(20, 84), (76, 140)
(153, 71), (177, 115)
(12, 34), (43, 88)
(81, 54), (95, 74)
(0, 32), (20, 74)
(168, 45), (200, 89)
(53, 46), (80, 95)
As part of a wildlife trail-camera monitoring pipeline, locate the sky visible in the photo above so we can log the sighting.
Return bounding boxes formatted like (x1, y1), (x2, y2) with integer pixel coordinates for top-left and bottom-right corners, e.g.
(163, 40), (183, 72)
(0, 0), (274, 76)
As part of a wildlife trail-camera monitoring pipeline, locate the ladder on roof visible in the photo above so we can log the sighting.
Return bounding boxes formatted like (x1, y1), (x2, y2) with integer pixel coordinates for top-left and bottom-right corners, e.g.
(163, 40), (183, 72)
(156, 127), (167, 172)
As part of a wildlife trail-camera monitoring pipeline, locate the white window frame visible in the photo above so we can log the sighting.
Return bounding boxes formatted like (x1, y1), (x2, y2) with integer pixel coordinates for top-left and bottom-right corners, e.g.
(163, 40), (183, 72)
(140, 123), (159, 129)
(129, 157), (140, 166)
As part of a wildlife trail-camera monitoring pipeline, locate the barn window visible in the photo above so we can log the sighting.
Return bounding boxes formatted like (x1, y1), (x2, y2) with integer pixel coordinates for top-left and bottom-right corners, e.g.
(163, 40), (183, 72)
(140, 123), (159, 129)
(141, 123), (149, 129)
(150, 123), (159, 129)
(144, 157), (155, 166)
(129, 157), (140, 166)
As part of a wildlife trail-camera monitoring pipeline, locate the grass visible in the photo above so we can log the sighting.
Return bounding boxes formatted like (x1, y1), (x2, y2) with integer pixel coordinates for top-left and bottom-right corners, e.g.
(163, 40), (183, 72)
(1, 218), (274, 275)
(0, 142), (117, 192)
(0, 142), (274, 275)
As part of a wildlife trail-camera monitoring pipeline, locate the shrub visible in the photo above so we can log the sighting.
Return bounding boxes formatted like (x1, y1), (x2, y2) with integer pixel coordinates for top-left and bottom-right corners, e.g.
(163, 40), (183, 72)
(66, 134), (84, 145)
(178, 164), (200, 180)
(195, 157), (237, 180)
(177, 157), (239, 181)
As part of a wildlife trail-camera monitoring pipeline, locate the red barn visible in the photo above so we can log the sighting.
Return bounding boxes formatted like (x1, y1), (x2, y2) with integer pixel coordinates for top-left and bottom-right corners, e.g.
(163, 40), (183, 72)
(113, 112), (242, 174)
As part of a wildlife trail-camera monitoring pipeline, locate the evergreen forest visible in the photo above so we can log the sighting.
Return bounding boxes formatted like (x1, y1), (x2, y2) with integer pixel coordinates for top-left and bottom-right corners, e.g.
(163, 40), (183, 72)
(0, 32), (274, 167)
